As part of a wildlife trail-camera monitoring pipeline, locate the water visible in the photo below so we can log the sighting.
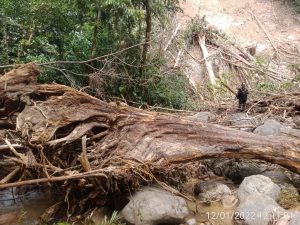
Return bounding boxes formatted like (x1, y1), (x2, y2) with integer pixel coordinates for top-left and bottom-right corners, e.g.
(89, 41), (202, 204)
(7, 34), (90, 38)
(0, 183), (237, 225)
(0, 187), (60, 225)
(188, 200), (236, 225)
(184, 178), (237, 225)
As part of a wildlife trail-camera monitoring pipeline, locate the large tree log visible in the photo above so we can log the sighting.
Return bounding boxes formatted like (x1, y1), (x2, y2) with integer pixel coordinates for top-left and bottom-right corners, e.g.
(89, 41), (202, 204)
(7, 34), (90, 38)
(0, 64), (300, 191)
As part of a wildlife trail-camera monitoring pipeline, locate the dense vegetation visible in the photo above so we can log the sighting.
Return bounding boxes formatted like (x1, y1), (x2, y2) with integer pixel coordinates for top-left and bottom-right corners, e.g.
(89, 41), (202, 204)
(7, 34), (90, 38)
(1, 0), (298, 109)
(294, 0), (300, 11)
(0, 0), (194, 109)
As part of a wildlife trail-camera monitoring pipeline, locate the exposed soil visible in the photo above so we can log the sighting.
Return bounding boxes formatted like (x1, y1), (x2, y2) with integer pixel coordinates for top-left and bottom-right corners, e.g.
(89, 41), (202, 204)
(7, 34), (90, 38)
(176, 0), (300, 88)
(179, 0), (300, 55)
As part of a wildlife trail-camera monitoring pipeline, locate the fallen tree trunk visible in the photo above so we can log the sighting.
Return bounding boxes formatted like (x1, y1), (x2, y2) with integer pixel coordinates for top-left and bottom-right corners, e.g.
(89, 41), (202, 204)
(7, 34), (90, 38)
(0, 64), (300, 190)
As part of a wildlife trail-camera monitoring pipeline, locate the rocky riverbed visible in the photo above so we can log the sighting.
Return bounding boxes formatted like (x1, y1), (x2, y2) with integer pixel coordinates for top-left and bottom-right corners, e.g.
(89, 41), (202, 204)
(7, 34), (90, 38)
(118, 173), (300, 225)
(1, 112), (299, 225)
(116, 113), (300, 225)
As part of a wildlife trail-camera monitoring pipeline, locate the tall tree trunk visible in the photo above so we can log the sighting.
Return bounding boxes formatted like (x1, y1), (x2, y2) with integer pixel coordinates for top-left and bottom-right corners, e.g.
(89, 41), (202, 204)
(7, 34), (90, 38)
(1, 17), (9, 64)
(56, 38), (65, 61)
(91, 6), (101, 58)
(140, 0), (152, 75)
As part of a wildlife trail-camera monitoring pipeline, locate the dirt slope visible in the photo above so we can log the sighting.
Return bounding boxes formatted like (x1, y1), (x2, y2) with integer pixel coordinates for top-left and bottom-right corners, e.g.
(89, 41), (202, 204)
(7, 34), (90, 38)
(179, 0), (300, 56)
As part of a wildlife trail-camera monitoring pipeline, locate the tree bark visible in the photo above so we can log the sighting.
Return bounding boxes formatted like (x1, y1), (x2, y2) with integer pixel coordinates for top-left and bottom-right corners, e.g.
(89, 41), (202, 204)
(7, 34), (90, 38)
(91, 5), (101, 58)
(199, 35), (216, 85)
(0, 64), (300, 190)
(140, 0), (151, 72)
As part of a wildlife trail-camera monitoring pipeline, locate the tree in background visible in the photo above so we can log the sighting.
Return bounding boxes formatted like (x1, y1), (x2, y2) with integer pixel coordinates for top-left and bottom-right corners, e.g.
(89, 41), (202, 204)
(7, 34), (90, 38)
(294, 0), (300, 11)
(0, 0), (192, 109)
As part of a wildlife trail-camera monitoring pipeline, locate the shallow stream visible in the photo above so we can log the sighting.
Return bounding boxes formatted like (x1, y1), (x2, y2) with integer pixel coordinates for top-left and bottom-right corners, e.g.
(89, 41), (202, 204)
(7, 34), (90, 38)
(0, 187), (60, 225)
(0, 186), (237, 225)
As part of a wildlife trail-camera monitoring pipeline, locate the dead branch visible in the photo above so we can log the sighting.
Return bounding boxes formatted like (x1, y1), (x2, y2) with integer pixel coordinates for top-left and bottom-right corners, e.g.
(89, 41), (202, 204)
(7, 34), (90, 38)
(174, 48), (184, 68)
(4, 139), (28, 165)
(199, 35), (216, 85)
(164, 23), (181, 51)
(0, 167), (20, 184)
(250, 11), (279, 55)
(79, 135), (91, 172)
(0, 169), (107, 189)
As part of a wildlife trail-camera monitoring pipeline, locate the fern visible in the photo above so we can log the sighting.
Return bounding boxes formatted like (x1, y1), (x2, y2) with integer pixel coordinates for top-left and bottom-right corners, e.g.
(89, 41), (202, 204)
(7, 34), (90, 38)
(99, 211), (125, 225)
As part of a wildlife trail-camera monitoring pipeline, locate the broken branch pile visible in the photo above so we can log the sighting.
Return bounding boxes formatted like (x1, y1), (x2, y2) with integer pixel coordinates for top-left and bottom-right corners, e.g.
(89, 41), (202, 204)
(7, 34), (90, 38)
(0, 64), (300, 213)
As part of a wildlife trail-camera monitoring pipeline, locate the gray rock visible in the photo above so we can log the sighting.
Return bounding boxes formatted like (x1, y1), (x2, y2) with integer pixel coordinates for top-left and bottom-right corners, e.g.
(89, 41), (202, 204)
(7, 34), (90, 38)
(272, 212), (300, 225)
(290, 173), (300, 189)
(235, 194), (286, 225)
(194, 181), (232, 201)
(289, 212), (300, 225)
(211, 159), (268, 183)
(121, 187), (189, 225)
(254, 119), (281, 136)
(225, 113), (257, 132)
(187, 112), (216, 122)
(276, 215), (291, 225)
(226, 113), (256, 126)
(237, 175), (280, 202)
(261, 169), (291, 184)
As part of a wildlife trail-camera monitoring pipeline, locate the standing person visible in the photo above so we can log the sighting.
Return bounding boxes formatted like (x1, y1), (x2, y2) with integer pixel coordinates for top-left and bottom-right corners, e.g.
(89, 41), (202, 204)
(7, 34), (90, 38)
(236, 83), (248, 111)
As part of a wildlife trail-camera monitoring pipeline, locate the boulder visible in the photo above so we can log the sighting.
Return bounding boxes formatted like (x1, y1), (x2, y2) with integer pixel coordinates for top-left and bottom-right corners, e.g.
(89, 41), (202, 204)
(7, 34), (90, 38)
(121, 187), (189, 225)
(290, 173), (300, 189)
(289, 212), (300, 225)
(225, 113), (256, 131)
(194, 181), (232, 201)
(187, 112), (216, 122)
(254, 119), (281, 136)
(235, 194), (286, 225)
(210, 159), (268, 184)
(275, 215), (291, 225)
(237, 175), (280, 202)
(261, 169), (291, 184)
(226, 113), (252, 125)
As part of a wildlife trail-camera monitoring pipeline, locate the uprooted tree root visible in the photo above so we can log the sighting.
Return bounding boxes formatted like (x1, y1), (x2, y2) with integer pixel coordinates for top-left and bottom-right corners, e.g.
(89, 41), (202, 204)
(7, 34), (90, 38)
(0, 64), (300, 220)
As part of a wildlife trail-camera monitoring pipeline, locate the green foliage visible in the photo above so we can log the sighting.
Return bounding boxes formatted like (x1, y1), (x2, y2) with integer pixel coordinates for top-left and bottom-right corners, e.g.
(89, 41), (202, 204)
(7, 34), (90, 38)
(103, 63), (192, 109)
(99, 211), (125, 225)
(0, 0), (192, 110)
(148, 73), (192, 109)
(256, 81), (277, 91)
(255, 80), (298, 93)
(55, 222), (70, 225)
(183, 16), (225, 47)
(255, 55), (268, 67)
(280, 81), (293, 89)
(293, 0), (300, 12)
